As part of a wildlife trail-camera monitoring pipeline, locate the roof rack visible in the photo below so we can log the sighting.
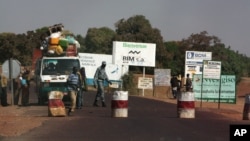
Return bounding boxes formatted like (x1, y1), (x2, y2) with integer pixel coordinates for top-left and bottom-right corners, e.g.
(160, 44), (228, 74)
(48, 23), (64, 35)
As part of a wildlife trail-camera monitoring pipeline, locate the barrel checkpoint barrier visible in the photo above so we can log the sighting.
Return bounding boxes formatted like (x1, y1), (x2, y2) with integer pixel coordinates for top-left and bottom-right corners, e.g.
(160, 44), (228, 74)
(48, 91), (66, 117)
(243, 94), (250, 120)
(177, 91), (195, 118)
(111, 91), (128, 118)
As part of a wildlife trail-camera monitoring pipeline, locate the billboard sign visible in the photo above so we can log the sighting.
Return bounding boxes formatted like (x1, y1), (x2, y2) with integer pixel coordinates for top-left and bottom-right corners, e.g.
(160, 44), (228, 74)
(185, 51), (212, 78)
(193, 74), (236, 103)
(112, 41), (156, 67)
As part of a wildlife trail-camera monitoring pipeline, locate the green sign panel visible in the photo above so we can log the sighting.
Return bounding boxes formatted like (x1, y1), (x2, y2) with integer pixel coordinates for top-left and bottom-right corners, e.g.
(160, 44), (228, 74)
(193, 74), (236, 103)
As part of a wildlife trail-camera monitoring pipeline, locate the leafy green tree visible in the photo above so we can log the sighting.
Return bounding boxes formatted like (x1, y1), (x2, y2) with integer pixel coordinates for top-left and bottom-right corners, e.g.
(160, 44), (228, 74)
(85, 27), (115, 54)
(114, 15), (167, 74)
(0, 27), (47, 66)
(75, 34), (86, 52)
(180, 31), (221, 51)
(1, 20), (250, 81)
(177, 31), (250, 83)
(164, 41), (184, 75)
(0, 33), (20, 63)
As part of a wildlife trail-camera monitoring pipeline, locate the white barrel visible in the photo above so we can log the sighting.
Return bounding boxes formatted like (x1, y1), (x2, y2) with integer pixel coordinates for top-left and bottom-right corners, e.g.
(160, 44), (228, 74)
(111, 91), (128, 117)
(243, 94), (250, 120)
(48, 91), (66, 117)
(177, 92), (195, 118)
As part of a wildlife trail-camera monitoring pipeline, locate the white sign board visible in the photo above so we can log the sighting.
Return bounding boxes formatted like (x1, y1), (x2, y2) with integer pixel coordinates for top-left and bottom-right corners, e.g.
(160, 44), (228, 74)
(138, 77), (153, 89)
(2, 59), (21, 79)
(185, 51), (212, 78)
(154, 69), (171, 86)
(112, 41), (156, 67)
(203, 60), (221, 79)
(79, 53), (128, 85)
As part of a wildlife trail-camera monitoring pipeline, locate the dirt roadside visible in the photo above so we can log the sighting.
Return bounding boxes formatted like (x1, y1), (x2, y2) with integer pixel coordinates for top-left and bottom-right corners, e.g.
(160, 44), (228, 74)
(0, 105), (49, 137)
(0, 78), (250, 137)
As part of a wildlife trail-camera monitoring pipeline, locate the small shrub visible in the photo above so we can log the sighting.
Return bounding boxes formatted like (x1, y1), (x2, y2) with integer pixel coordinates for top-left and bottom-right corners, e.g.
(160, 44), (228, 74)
(121, 72), (137, 94)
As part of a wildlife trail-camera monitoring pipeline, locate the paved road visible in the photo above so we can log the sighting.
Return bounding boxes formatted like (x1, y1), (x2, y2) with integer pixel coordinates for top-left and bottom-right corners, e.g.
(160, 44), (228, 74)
(1, 84), (248, 141)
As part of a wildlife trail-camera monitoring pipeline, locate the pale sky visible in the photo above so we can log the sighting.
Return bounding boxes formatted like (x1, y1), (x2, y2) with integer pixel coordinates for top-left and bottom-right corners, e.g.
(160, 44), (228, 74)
(0, 0), (250, 56)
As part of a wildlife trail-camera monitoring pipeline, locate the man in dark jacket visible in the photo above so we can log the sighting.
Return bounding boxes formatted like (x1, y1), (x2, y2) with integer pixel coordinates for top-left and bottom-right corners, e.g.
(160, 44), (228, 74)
(186, 73), (192, 92)
(93, 61), (112, 107)
(170, 75), (180, 99)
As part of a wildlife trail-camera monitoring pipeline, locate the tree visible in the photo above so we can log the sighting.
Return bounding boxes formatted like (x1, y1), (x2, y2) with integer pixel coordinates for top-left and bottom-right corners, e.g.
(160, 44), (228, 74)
(164, 41), (184, 75)
(75, 34), (86, 52)
(0, 33), (20, 63)
(0, 27), (48, 65)
(178, 31), (250, 83)
(85, 27), (115, 54)
(114, 15), (168, 73)
(181, 31), (221, 51)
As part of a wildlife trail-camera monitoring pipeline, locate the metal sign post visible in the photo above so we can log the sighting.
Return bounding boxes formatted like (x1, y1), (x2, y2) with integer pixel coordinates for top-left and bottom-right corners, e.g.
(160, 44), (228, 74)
(9, 58), (14, 105)
(142, 67), (145, 96)
(2, 59), (21, 105)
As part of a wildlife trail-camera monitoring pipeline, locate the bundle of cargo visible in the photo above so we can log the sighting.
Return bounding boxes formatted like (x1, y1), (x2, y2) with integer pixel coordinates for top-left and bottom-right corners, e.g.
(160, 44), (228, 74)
(47, 32), (64, 55)
(64, 36), (80, 57)
(40, 24), (80, 57)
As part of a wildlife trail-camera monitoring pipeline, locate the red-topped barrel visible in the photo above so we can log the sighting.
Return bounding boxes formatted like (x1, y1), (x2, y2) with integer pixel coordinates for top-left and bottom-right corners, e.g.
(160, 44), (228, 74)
(177, 91), (195, 118)
(111, 91), (128, 117)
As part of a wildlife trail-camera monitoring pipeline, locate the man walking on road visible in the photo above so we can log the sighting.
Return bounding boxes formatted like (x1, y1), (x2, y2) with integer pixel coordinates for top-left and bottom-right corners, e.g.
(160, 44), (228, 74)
(76, 67), (87, 109)
(67, 67), (81, 115)
(93, 61), (112, 107)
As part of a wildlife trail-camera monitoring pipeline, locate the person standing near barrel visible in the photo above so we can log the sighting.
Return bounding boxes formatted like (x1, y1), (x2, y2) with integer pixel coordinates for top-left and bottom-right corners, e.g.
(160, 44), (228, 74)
(14, 73), (22, 105)
(21, 68), (31, 106)
(185, 73), (192, 92)
(0, 72), (9, 107)
(170, 75), (180, 99)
